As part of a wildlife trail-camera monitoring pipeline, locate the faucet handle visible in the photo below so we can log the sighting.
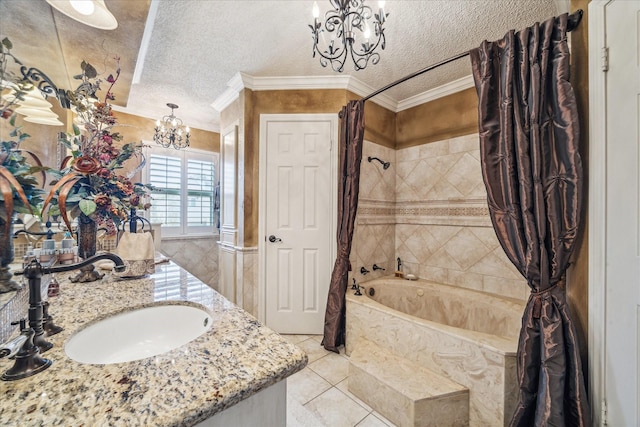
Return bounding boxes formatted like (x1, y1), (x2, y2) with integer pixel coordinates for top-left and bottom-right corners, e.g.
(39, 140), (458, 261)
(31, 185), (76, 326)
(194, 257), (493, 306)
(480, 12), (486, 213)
(11, 319), (27, 330)
(0, 320), (29, 359)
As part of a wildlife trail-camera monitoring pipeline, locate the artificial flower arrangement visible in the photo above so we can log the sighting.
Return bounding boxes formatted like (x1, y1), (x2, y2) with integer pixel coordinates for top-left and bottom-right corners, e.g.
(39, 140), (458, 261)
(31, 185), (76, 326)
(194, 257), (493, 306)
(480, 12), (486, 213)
(42, 57), (152, 236)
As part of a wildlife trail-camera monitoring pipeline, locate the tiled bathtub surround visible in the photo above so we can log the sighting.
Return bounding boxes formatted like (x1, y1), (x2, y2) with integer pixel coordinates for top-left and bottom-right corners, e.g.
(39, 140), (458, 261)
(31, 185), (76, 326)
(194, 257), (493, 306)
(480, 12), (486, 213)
(351, 142), (396, 281)
(353, 135), (528, 301)
(346, 277), (523, 426)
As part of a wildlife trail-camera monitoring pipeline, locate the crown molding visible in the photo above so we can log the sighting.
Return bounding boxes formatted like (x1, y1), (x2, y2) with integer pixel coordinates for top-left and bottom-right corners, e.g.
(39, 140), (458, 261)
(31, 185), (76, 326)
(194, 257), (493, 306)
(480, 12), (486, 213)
(211, 73), (474, 113)
(211, 73), (397, 112)
(396, 75), (475, 111)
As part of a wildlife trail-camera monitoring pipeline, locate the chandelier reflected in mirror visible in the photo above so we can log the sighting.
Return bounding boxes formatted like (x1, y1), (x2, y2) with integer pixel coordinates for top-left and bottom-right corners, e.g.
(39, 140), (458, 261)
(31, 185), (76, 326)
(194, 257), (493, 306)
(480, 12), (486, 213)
(310, 0), (388, 72)
(154, 103), (190, 149)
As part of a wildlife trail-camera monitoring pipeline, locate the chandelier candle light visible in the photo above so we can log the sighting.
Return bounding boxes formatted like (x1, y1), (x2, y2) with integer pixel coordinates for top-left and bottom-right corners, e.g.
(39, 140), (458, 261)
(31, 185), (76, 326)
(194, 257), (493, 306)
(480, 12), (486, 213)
(154, 103), (190, 149)
(310, 0), (388, 72)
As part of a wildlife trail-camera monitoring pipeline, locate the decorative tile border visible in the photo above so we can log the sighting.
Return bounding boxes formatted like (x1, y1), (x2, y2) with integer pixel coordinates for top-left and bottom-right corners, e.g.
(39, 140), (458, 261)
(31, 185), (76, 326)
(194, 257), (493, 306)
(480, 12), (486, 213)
(357, 199), (491, 227)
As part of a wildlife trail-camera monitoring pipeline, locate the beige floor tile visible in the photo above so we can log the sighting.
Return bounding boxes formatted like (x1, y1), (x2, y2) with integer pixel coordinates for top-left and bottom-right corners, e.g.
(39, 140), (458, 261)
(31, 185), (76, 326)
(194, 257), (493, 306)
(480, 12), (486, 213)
(287, 368), (332, 405)
(309, 352), (350, 385)
(335, 377), (373, 412)
(356, 413), (392, 427)
(287, 394), (326, 427)
(282, 334), (314, 344)
(372, 411), (397, 427)
(296, 338), (332, 363)
(304, 387), (370, 427)
(311, 334), (324, 343)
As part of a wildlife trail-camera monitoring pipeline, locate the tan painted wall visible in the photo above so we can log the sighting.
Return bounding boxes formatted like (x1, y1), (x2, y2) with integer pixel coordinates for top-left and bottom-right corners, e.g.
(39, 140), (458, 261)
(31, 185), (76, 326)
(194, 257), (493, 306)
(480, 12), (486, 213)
(220, 97), (242, 128)
(396, 87), (478, 149)
(361, 97), (396, 149)
(567, 0), (590, 375)
(113, 111), (220, 153)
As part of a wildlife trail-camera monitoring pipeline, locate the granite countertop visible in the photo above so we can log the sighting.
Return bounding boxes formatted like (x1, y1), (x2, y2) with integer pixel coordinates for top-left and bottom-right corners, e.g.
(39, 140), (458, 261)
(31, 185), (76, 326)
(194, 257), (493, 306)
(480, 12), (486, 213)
(0, 261), (307, 426)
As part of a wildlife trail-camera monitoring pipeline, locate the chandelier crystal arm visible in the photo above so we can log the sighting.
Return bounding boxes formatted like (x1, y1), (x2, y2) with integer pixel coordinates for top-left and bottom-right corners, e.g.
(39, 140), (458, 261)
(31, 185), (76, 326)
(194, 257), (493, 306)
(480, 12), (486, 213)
(310, 0), (388, 72)
(153, 103), (190, 149)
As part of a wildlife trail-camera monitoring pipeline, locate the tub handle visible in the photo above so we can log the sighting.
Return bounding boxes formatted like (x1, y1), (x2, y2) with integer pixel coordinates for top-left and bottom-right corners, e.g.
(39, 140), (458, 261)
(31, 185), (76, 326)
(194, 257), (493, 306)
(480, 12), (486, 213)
(372, 264), (385, 271)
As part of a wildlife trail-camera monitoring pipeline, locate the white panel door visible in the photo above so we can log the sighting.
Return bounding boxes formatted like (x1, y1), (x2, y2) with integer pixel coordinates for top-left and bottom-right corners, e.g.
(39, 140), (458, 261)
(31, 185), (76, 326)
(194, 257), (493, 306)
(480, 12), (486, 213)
(604, 1), (640, 425)
(264, 117), (334, 333)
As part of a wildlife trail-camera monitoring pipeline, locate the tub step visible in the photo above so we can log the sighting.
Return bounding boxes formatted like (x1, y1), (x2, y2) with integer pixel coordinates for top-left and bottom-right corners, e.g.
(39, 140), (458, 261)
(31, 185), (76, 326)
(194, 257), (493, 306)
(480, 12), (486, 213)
(348, 339), (469, 427)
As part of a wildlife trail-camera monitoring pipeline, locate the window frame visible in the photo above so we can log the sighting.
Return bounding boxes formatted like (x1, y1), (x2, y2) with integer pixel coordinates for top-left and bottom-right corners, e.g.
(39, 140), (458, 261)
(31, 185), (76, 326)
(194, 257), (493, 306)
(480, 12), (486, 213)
(143, 145), (219, 238)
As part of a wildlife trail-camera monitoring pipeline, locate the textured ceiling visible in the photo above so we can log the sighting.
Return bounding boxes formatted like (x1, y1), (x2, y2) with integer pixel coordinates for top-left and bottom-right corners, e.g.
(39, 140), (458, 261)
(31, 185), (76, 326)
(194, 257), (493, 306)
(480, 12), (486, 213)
(1, 0), (569, 133)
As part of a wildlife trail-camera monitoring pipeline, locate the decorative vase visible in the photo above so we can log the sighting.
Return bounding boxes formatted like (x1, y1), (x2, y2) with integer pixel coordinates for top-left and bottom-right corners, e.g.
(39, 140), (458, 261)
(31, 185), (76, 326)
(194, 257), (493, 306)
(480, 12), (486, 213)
(77, 213), (97, 259)
(0, 210), (20, 293)
(70, 213), (103, 283)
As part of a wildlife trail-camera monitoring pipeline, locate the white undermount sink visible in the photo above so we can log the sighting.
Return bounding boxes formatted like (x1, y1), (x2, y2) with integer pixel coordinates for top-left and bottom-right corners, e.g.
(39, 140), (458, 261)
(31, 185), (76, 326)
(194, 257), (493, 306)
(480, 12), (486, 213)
(65, 304), (212, 364)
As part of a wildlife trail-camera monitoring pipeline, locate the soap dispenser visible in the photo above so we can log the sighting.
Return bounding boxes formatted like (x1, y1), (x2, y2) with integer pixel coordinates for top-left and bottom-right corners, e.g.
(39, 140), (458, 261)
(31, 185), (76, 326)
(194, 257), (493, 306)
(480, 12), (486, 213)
(59, 232), (76, 264)
(39, 230), (56, 263)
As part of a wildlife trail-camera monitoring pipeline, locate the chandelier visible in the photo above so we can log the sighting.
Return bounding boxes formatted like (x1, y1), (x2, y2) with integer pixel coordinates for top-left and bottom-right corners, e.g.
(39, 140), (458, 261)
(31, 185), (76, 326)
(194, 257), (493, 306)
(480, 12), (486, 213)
(154, 103), (190, 149)
(310, 0), (388, 72)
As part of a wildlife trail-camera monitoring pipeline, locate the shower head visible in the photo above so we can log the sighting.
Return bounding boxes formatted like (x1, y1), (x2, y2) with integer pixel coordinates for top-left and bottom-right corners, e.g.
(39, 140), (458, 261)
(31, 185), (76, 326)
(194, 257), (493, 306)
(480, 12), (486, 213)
(367, 156), (391, 170)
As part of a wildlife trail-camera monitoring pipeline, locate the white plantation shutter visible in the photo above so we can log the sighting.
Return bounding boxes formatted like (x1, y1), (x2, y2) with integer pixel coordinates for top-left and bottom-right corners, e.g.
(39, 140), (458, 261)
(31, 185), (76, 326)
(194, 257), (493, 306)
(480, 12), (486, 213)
(149, 155), (182, 227)
(145, 146), (218, 236)
(187, 159), (215, 228)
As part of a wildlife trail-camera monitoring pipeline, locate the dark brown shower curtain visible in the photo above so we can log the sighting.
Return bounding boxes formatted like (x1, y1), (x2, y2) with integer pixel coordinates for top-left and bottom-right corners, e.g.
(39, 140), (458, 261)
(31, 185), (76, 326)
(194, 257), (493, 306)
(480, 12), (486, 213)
(322, 99), (365, 353)
(470, 13), (590, 426)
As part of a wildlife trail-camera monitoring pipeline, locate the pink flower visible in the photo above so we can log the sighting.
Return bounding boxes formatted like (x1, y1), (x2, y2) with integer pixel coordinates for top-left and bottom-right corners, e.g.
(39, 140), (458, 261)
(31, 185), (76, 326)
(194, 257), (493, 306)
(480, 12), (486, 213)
(98, 153), (111, 164)
(129, 194), (140, 207)
(97, 168), (111, 179)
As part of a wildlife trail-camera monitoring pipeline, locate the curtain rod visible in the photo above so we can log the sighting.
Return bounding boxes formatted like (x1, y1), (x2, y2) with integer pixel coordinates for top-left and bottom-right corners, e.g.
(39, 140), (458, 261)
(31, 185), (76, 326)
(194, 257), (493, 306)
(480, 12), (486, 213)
(361, 9), (584, 103)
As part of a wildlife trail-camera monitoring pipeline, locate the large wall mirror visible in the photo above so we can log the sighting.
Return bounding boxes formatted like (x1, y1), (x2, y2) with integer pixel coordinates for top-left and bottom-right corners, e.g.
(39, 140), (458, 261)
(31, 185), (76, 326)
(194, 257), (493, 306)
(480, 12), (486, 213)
(0, 1), (150, 306)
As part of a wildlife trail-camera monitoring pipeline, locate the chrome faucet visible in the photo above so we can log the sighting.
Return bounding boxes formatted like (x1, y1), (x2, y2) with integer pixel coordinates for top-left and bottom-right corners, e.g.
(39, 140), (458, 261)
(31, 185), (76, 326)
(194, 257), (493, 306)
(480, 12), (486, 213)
(0, 253), (125, 381)
(372, 264), (385, 271)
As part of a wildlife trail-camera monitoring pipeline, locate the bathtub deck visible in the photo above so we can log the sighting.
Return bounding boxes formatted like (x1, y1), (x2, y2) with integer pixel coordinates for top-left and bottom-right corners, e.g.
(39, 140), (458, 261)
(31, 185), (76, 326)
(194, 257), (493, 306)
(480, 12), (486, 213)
(349, 339), (469, 427)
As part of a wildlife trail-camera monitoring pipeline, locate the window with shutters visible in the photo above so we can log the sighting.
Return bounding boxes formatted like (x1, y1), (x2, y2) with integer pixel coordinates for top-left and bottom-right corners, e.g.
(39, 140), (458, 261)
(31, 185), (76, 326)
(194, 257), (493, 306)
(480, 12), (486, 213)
(144, 146), (218, 237)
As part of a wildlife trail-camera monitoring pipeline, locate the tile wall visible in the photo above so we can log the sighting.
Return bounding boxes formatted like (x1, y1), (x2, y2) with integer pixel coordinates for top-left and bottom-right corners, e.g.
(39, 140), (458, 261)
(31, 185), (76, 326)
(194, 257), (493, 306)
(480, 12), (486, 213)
(351, 141), (396, 284)
(353, 134), (528, 301)
(161, 237), (219, 291)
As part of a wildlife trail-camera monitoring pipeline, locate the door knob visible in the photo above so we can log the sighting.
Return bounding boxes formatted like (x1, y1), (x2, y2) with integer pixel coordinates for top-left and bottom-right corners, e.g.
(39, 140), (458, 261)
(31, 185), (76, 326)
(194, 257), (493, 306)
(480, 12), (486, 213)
(268, 235), (282, 243)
